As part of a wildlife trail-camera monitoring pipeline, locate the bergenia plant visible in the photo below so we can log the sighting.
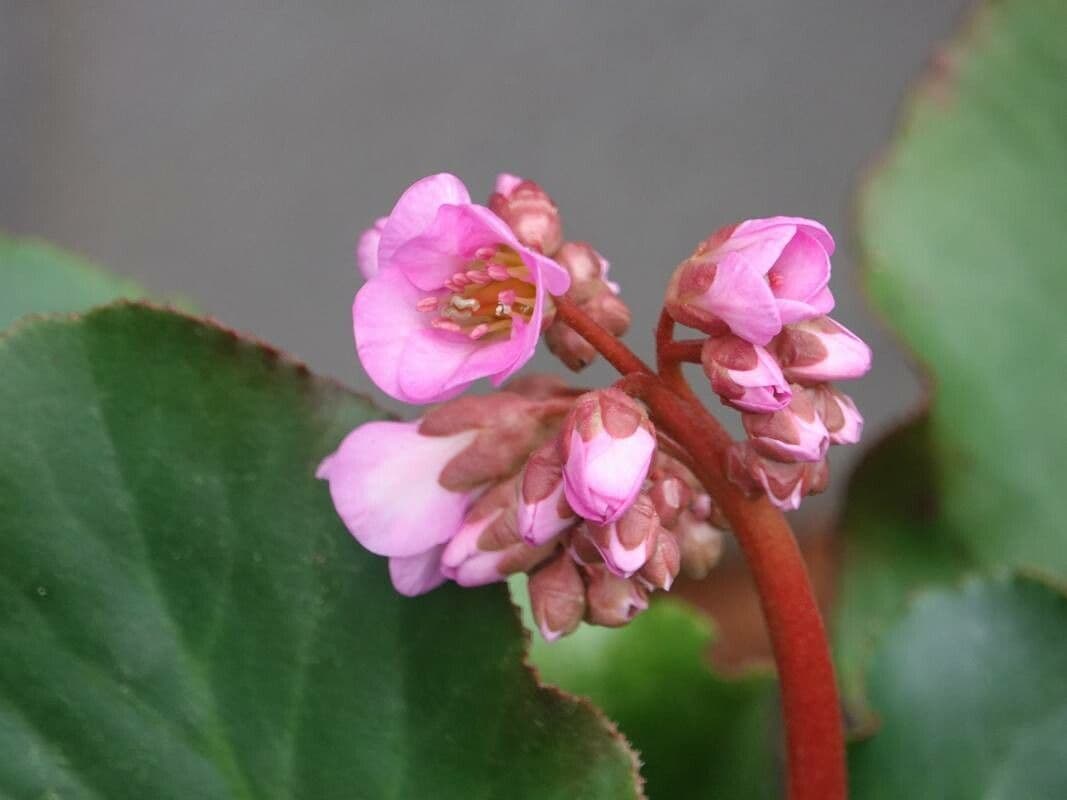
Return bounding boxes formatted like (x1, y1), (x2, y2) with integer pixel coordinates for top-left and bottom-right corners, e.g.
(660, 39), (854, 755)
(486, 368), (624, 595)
(319, 171), (871, 798)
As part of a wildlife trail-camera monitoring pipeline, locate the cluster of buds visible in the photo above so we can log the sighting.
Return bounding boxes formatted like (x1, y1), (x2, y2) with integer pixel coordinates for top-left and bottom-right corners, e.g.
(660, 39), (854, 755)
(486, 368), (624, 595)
(488, 174), (631, 371)
(666, 218), (871, 510)
(318, 384), (724, 639)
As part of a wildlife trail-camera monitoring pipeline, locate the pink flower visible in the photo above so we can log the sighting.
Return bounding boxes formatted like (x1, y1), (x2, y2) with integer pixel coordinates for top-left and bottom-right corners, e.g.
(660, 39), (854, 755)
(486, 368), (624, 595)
(354, 173), (571, 404)
(701, 334), (792, 413)
(316, 420), (478, 595)
(666, 216), (836, 345)
(742, 387), (830, 463)
(561, 389), (657, 524)
(772, 316), (872, 385)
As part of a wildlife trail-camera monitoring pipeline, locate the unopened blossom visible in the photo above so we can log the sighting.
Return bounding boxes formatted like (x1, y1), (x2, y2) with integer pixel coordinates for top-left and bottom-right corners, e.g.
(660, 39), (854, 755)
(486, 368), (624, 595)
(727, 442), (828, 512)
(811, 384), (864, 445)
(672, 511), (725, 580)
(648, 474), (691, 529)
(356, 217), (387, 279)
(561, 389), (657, 524)
(666, 217), (836, 345)
(528, 550), (586, 642)
(772, 316), (872, 385)
(440, 481), (554, 586)
(587, 494), (660, 577)
(584, 564), (649, 627)
(517, 441), (576, 546)
(316, 420), (479, 595)
(742, 387), (830, 463)
(701, 334), (792, 413)
(354, 173), (571, 404)
(636, 528), (682, 591)
(488, 173), (563, 255)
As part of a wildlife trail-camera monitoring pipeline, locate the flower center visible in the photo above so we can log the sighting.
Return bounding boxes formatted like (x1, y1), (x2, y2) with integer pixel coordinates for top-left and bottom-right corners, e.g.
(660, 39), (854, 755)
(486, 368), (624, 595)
(416, 246), (538, 340)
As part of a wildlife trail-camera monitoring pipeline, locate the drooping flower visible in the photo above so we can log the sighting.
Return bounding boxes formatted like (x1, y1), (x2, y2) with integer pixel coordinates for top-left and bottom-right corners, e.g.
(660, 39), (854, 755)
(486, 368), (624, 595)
(561, 389), (657, 524)
(742, 386), (830, 463)
(316, 420), (479, 595)
(666, 216), (836, 345)
(354, 173), (571, 404)
(771, 316), (872, 384)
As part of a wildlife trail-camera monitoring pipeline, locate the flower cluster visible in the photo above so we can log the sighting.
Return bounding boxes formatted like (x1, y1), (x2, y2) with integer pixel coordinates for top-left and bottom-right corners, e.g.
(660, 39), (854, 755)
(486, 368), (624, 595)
(317, 381), (724, 638)
(320, 172), (870, 640)
(665, 218), (871, 509)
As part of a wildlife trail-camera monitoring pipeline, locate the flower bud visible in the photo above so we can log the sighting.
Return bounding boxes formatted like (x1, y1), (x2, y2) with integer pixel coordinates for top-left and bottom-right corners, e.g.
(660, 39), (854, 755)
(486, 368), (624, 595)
(517, 441), (577, 545)
(701, 335), (792, 414)
(804, 457), (831, 496)
(544, 321), (598, 371)
(583, 289), (631, 337)
(648, 475), (691, 528)
(587, 494), (660, 577)
(555, 242), (611, 302)
(420, 392), (565, 491)
(584, 564), (649, 627)
(810, 384), (864, 445)
(772, 317), (872, 385)
(742, 386), (829, 463)
(561, 390), (657, 524)
(726, 442), (806, 511)
(672, 511), (725, 580)
(489, 174), (563, 255)
(356, 216), (388, 280)
(567, 524), (604, 567)
(637, 528), (682, 591)
(528, 549), (586, 642)
(441, 483), (555, 586)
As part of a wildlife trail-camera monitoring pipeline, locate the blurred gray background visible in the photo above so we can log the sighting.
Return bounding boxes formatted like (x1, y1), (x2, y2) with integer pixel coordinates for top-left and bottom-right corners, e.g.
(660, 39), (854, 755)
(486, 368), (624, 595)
(2, 1), (969, 515)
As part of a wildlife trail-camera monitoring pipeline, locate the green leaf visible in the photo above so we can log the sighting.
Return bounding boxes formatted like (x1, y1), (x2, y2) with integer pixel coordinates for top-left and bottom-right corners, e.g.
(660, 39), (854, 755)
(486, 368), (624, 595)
(850, 575), (1067, 799)
(0, 304), (641, 799)
(522, 588), (778, 800)
(0, 236), (150, 330)
(838, 0), (1067, 710)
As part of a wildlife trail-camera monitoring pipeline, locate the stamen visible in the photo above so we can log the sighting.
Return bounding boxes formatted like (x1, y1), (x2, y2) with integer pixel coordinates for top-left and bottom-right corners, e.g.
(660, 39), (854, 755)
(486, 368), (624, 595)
(430, 318), (462, 332)
(450, 296), (480, 310)
(466, 270), (492, 284)
(498, 289), (517, 306)
(474, 246), (496, 261)
(450, 273), (471, 287)
(468, 324), (490, 340)
(486, 264), (510, 281)
(507, 266), (531, 280)
(415, 296), (440, 313)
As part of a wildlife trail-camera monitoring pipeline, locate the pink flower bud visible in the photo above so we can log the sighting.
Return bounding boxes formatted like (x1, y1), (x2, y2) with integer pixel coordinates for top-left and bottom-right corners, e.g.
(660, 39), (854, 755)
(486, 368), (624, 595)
(587, 494), (660, 577)
(489, 175), (563, 256)
(544, 321), (598, 371)
(356, 216), (388, 279)
(584, 564), (649, 627)
(583, 290), (631, 337)
(701, 335), (792, 414)
(811, 384), (864, 445)
(726, 442), (808, 511)
(518, 442), (577, 545)
(637, 528), (681, 591)
(742, 386), (829, 463)
(672, 511), (725, 580)
(772, 317), (872, 385)
(555, 242), (611, 301)
(567, 524), (604, 567)
(528, 549), (586, 642)
(648, 475), (691, 529)
(441, 482), (554, 586)
(666, 217), (836, 345)
(561, 389), (657, 524)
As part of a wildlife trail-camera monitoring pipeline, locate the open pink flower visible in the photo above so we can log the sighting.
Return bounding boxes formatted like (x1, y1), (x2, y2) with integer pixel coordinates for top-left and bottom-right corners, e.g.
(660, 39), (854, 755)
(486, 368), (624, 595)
(316, 420), (479, 595)
(666, 216), (836, 345)
(354, 173), (571, 404)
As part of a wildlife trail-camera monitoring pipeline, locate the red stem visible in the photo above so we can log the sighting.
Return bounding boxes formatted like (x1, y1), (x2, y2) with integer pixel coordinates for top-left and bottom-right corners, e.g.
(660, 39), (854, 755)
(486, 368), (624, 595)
(554, 298), (847, 800)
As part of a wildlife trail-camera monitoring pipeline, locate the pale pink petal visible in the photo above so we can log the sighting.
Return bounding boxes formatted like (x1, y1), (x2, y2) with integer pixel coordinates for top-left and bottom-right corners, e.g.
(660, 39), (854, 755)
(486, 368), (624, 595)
(357, 217), (387, 280)
(737, 216), (835, 255)
(353, 269), (428, 402)
(702, 252), (782, 345)
(389, 545), (447, 596)
(316, 421), (476, 557)
(768, 232), (831, 321)
(378, 173), (471, 269)
(564, 428), (656, 524)
(494, 173), (524, 196)
(713, 220), (796, 274)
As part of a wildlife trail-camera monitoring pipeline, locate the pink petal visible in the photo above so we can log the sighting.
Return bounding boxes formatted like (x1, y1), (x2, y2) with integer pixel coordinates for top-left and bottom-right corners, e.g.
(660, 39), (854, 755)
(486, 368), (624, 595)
(353, 269), (429, 402)
(703, 252), (782, 345)
(357, 217), (387, 280)
(316, 421), (476, 558)
(494, 173), (524, 196)
(768, 231), (831, 317)
(378, 173), (471, 270)
(736, 216), (835, 255)
(714, 220), (796, 274)
(389, 545), (448, 596)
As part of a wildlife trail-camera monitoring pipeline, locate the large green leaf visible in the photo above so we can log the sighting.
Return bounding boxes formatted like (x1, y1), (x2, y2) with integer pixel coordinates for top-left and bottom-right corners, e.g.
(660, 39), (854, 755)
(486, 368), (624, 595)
(838, 0), (1067, 709)
(0, 236), (149, 330)
(0, 305), (640, 799)
(850, 575), (1067, 799)
(523, 591), (778, 799)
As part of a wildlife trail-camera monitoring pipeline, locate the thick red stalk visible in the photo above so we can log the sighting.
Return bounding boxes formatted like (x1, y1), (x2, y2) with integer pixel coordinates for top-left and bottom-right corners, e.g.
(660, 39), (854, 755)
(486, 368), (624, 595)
(554, 297), (846, 800)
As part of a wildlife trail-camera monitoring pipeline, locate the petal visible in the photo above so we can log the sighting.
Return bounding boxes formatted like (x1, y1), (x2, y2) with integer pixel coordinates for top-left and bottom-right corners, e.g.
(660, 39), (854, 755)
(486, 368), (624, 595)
(389, 546), (448, 596)
(396, 328), (513, 403)
(353, 269), (428, 402)
(703, 252), (782, 345)
(736, 216), (835, 255)
(378, 173), (471, 269)
(317, 421), (477, 558)
(494, 173), (524, 196)
(524, 249), (571, 296)
(393, 203), (521, 292)
(714, 220), (796, 275)
(768, 231), (831, 305)
(356, 217), (387, 280)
